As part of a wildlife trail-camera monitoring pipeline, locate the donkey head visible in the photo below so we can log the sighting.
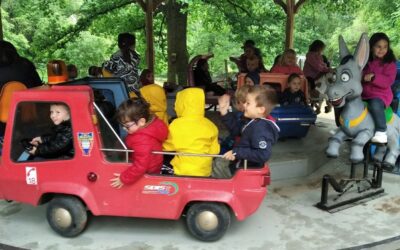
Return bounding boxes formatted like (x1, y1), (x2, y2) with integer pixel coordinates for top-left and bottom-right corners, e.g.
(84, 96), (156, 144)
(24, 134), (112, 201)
(327, 33), (369, 108)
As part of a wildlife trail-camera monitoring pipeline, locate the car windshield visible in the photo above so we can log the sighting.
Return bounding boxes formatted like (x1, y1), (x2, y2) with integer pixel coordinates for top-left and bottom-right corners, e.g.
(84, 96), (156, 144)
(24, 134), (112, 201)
(94, 102), (130, 163)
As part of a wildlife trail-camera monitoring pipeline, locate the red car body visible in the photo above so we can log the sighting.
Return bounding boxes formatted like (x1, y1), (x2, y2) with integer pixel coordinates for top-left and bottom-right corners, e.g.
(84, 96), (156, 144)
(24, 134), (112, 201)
(0, 85), (270, 240)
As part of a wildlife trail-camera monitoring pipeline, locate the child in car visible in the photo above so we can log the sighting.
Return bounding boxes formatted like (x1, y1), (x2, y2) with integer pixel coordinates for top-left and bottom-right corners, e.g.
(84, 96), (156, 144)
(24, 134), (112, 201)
(280, 73), (307, 106)
(244, 71), (260, 86)
(270, 49), (303, 75)
(110, 98), (168, 188)
(163, 88), (220, 177)
(223, 85), (279, 168)
(140, 83), (169, 125)
(29, 103), (73, 159)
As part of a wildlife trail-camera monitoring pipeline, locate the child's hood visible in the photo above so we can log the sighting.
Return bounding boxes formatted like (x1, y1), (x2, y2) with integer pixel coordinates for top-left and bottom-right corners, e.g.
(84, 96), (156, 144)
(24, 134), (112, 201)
(140, 84), (167, 112)
(136, 117), (168, 142)
(268, 119), (280, 144)
(175, 88), (205, 117)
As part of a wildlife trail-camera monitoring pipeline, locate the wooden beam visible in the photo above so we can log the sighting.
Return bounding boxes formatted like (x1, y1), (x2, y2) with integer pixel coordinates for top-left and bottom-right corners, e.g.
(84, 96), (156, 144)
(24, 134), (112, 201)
(136, 0), (146, 11)
(285, 0), (294, 49)
(294, 0), (307, 13)
(144, 0), (155, 73)
(273, 0), (287, 13)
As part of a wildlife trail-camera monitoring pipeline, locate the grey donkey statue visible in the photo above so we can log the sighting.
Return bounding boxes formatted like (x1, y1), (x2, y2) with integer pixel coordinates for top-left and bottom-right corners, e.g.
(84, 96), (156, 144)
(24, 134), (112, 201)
(326, 33), (400, 166)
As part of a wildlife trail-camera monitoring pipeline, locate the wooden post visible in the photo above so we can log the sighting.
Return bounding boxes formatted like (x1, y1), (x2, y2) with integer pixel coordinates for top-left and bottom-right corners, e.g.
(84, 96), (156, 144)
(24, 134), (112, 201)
(285, 0), (294, 49)
(136, 0), (164, 74)
(145, 0), (155, 73)
(274, 0), (307, 50)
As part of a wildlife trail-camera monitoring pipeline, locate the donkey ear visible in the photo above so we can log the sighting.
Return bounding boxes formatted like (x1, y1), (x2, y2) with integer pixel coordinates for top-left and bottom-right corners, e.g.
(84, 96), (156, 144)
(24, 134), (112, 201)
(354, 33), (369, 69)
(339, 35), (350, 60)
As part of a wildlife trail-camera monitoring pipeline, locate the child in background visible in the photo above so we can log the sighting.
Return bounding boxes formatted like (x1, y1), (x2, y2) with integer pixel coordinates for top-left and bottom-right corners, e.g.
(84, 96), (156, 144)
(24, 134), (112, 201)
(140, 83), (169, 125)
(88, 66), (103, 77)
(303, 40), (331, 98)
(219, 85), (251, 141)
(67, 64), (78, 80)
(270, 49), (303, 75)
(29, 103), (73, 159)
(110, 98), (168, 188)
(223, 85), (279, 168)
(139, 69), (154, 87)
(280, 73), (307, 106)
(244, 71), (260, 86)
(163, 88), (220, 177)
(362, 32), (397, 143)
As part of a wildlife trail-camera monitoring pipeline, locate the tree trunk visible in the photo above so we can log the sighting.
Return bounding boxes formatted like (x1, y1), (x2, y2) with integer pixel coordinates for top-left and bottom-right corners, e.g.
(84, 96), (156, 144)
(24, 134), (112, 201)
(0, 0), (3, 41)
(165, 0), (188, 85)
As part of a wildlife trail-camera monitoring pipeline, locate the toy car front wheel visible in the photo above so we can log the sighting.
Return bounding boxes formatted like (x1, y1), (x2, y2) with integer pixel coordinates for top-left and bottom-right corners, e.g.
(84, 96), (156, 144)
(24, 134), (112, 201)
(186, 202), (231, 241)
(46, 196), (88, 237)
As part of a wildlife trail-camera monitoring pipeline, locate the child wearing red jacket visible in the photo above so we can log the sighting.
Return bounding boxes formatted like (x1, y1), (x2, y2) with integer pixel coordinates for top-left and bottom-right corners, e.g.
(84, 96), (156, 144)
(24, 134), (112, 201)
(110, 98), (168, 188)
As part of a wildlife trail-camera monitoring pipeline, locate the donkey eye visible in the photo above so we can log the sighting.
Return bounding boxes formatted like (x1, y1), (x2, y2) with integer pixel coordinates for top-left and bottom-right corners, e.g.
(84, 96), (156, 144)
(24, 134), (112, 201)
(341, 73), (350, 82)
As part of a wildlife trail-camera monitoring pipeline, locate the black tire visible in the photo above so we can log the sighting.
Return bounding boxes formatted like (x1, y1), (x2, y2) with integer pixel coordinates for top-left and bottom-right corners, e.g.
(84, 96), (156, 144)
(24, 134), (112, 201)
(186, 202), (231, 242)
(46, 196), (88, 237)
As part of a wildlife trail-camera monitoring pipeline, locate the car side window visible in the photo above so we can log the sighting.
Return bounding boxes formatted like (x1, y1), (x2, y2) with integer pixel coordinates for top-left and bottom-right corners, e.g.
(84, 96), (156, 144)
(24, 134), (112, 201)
(11, 102), (74, 162)
(94, 103), (129, 163)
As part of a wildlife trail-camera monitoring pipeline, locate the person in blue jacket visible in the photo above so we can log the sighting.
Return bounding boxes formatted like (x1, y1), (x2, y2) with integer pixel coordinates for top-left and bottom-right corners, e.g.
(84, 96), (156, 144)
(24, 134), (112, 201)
(222, 85), (280, 168)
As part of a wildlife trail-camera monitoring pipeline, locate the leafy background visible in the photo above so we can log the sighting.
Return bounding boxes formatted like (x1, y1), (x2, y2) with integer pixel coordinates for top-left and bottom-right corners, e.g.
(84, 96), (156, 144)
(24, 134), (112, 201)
(2, 0), (399, 81)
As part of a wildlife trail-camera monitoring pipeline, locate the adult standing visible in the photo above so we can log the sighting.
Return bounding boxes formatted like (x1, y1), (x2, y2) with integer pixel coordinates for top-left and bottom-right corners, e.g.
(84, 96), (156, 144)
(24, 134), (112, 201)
(0, 40), (43, 138)
(230, 39), (267, 73)
(0, 40), (43, 90)
(103, 33), (141, 93)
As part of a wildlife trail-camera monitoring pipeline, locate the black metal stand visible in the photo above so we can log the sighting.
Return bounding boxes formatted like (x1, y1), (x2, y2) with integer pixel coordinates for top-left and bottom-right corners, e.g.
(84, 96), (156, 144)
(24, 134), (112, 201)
(316, 141), (385, 212)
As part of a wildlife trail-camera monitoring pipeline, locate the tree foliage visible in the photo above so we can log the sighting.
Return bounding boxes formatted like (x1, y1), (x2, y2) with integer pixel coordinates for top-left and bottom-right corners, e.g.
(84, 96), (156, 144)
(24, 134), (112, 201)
(1, 0), (399, 81)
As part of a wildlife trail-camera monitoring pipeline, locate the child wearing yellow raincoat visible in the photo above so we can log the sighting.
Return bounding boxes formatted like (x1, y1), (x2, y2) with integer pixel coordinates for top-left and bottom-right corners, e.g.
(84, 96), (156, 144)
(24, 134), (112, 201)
(163, 88), (220, 176)
(140, 84), (169, 125)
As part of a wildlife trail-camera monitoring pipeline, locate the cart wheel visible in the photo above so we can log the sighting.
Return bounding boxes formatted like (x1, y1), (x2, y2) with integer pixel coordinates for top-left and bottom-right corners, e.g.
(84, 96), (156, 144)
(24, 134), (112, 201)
(186, 202), (230, 241)
(46, 196), (88, 237)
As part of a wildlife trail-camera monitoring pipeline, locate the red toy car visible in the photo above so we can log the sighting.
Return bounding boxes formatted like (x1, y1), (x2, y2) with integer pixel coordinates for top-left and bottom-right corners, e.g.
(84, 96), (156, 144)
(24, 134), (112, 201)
(0, 85), (270, 241)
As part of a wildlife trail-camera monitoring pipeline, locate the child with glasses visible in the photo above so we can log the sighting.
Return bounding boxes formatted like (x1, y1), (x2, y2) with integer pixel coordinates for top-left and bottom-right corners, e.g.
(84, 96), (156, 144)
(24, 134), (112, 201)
(110, 98), (168, 188)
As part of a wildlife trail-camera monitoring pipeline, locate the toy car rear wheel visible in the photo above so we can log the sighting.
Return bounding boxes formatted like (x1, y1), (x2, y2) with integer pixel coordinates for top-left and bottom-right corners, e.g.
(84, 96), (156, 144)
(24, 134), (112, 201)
(186, 202), (230, 241)
(46, 196), (88, 237)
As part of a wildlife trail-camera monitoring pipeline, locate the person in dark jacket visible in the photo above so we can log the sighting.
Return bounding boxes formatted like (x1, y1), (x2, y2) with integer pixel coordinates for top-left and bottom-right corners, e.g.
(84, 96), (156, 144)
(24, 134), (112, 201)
(193, 58), (226, 96)
(29, 103), (73, 159)
(0, 40), (43, 90)
(222, 85), (280, 168)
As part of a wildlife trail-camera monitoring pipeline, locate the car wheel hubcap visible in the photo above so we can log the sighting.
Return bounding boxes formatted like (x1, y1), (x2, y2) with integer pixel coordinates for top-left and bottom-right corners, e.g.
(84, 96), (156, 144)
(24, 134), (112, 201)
(196, 211), (218, 231)
(53, 208), (72, 228)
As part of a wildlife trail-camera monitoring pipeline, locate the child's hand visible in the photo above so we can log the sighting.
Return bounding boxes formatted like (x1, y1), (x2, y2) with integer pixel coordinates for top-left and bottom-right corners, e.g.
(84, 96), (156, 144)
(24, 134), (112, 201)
(223, 150), (236, 161)
(218, 94), (231, 116)
(364, 73), (375, 82)
(28, 146), (37, 155)
(30, 137), (42, 146)
(110, 173), (124, 189)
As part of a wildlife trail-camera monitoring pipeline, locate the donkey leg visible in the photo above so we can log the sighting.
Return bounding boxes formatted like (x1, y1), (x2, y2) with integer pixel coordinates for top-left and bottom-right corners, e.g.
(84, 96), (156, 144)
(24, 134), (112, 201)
(326, 130), (347, 158)
(383, 138), (400, 166)
(351, 130), (374, 163)
(373, 145), (386, 162)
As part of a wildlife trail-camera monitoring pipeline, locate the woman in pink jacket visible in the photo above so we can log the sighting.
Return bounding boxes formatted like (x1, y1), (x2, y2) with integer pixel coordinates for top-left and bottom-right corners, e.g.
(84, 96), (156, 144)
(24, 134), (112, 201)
(303, 40), (331, 97)
(362, 32), (397, 143)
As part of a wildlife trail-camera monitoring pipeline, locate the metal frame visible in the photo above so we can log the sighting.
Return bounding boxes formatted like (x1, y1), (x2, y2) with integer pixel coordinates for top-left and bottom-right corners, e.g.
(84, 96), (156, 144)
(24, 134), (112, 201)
(316, 141), (385, 212)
